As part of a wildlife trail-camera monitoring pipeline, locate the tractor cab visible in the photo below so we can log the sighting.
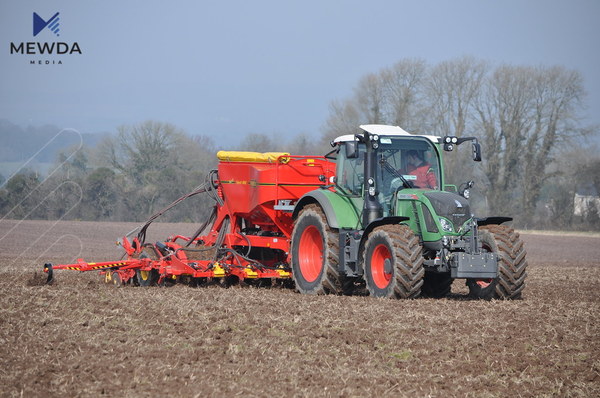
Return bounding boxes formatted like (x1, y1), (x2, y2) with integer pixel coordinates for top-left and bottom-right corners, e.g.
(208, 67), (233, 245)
(334, 127), (442, 217)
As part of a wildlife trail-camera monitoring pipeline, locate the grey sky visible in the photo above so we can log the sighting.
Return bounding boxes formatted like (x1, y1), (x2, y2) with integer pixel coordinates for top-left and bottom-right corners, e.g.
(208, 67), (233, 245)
(1, 0), (599, 145)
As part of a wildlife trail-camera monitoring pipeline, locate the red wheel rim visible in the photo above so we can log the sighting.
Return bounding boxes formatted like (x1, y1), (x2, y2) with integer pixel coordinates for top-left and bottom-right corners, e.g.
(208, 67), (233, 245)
(298, 225), (323, 283)
(476, 279), (492, 288)
(371, 244), (392, 289)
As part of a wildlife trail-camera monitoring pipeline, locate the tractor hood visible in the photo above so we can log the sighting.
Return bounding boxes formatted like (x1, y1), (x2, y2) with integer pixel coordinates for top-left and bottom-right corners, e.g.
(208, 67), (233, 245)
(423, 191), (471, 231)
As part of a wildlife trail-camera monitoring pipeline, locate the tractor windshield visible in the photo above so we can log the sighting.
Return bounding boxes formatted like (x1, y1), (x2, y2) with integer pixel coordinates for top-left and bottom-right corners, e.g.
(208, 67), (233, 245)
(335, 135), (440, 199)
(377, 136), (440, 195)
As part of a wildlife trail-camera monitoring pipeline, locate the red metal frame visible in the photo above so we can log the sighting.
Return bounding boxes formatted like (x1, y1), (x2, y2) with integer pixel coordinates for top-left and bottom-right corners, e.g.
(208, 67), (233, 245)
(45, 154), (336, 285)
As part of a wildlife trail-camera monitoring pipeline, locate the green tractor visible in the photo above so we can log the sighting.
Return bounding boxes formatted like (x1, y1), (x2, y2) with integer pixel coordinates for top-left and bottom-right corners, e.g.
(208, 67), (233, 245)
(290, 124), (527, 299)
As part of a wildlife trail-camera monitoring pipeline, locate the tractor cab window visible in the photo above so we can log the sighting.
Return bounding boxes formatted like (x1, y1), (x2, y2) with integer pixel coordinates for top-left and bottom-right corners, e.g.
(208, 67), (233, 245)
(336, 142), (365, 196)
(378, 137), (440, 197)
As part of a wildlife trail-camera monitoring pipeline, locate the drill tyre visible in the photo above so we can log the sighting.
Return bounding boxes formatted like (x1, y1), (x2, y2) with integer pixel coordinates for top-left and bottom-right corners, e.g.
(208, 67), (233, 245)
(467, 225), (527, 299)
(136, 252), (159, 287)
(363, 224), (424, 299)
(136, 269), (159, 287)
(291, 204), (343, 295)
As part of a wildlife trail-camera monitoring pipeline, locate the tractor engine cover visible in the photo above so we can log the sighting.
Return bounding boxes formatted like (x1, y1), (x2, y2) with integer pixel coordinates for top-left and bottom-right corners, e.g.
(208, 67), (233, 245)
(424, 191), (471, 231)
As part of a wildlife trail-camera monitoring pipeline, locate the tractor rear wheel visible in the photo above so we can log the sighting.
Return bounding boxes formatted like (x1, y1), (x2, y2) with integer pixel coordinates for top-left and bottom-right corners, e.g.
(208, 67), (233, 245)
(291, 204), (343, 295)
(467, 224), (527, 299)
(422, 272), (453, 298)
(363, 224), (424, 299)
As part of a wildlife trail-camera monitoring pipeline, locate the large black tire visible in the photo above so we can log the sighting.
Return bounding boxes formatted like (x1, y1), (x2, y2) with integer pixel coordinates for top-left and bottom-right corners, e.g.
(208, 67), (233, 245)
(421, 272), (453, 298)
(362, 224), (424, 299)
(291, 204), (344, 295)
(467, 225), (527, 299)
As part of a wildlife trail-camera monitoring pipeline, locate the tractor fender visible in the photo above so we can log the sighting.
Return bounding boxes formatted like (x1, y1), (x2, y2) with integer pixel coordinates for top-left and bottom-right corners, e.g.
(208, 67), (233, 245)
(359, 216), (410, 248)
(293, 190), (340, 228)
(477, 216), (513, 226)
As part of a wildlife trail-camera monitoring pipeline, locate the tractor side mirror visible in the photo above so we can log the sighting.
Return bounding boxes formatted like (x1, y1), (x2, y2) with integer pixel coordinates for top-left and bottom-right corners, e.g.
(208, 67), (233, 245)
(345, 141), (359, 159)
(472, 142), (482, 162)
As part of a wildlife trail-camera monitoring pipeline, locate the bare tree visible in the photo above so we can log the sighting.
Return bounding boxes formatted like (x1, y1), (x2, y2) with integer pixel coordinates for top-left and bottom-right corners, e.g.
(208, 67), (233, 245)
(474, 66), (535, 217)
(427, 56), (487, 137)
(474, 65), (589, 225)
(322, 59), (428, 143)
(355, 73), (386, 124)
(287, 133), (327, 156)
(381, 59), (427, 131)
(426, 56), (488, 186)
(520, 66), (586, 224)
(97, 121), (181, 181)
(321, 99), (361, 146)
(94, 121), (213, 220)
(237, 133), (282, 152)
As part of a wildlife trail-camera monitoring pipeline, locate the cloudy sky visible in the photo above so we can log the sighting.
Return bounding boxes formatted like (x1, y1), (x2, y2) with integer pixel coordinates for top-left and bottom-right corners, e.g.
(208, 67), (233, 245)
(1, 0), (598, 144)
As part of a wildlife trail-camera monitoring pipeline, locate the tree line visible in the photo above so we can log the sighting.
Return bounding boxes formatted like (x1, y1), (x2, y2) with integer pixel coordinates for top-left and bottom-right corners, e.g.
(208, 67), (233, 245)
(1, 57), (598, 229)
(0, 122), (218, 223)
(0, 121), (330, 224)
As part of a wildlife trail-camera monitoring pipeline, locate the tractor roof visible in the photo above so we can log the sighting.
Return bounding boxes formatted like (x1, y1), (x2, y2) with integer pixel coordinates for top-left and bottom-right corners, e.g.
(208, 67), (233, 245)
(332, 124), (440, 144)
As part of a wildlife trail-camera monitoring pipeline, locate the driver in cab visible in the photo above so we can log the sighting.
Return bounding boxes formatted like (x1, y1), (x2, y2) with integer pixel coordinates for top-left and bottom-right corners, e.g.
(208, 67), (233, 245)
(405, 150), (437, 189)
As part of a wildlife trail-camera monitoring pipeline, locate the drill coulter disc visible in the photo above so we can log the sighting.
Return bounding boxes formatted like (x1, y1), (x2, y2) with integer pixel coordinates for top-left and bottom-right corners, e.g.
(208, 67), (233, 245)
(112, 271), (123, 287)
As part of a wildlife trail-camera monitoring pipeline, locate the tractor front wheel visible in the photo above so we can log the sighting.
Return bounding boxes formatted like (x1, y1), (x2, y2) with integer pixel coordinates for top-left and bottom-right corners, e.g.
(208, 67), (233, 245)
(467, 224), (527, 299)
(291, 204), (343, 295)
(363, 224), (424, 299)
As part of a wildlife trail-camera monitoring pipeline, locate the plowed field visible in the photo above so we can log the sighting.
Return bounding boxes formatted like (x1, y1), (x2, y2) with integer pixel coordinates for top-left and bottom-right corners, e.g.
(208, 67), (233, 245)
(1, 220), (599, 397)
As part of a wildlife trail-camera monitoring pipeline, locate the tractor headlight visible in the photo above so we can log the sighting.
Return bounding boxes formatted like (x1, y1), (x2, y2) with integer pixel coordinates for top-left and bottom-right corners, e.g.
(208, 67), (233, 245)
(439, 217), (454, 232)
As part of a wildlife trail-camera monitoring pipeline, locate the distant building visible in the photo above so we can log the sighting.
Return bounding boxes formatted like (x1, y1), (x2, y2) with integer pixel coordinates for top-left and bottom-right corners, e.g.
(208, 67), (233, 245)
(574, 193), (600, 217)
